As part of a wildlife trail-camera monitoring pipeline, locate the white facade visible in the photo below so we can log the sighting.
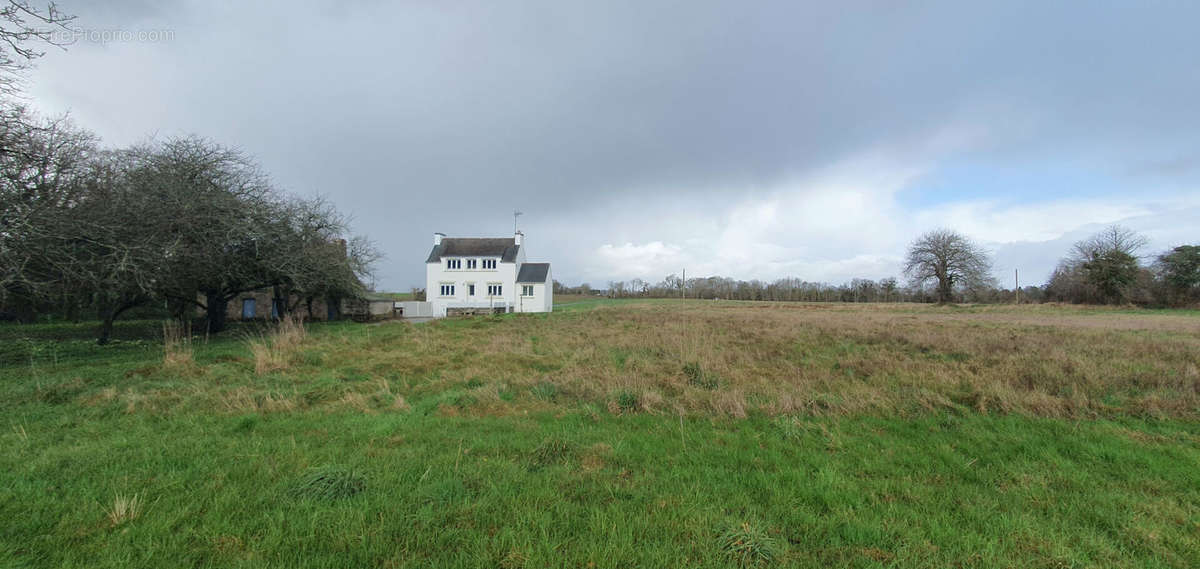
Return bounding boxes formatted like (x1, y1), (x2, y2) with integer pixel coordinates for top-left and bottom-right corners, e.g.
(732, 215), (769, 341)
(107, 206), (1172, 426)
(424, 232), (553, 318)
(516, 274), (553, 313)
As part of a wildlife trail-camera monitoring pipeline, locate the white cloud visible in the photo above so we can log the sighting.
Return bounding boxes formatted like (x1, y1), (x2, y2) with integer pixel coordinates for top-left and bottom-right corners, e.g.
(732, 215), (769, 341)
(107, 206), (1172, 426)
(915, 200), (1156, 244)
(573, 154), (1200, 287)
(579, 148), (930, 284)
(591, 241), (686, 281)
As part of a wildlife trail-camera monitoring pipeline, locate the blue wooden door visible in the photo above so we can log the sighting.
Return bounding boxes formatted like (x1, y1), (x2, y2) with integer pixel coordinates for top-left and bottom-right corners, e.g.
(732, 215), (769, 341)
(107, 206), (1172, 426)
(241, 298), (256, 319)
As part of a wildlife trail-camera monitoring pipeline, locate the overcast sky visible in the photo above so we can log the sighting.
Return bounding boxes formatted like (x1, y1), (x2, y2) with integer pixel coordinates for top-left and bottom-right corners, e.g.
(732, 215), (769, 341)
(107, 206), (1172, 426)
(25, 1), (1200, 290)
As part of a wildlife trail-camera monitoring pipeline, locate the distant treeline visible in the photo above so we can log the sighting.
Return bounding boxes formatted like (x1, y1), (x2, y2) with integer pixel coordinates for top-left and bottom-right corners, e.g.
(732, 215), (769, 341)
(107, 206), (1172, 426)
(556, 276), (1023, 304)
(556, 226), (1199, 307)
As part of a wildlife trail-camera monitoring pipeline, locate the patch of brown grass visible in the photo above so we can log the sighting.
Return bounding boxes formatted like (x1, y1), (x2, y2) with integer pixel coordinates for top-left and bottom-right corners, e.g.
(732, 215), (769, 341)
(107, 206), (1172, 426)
(105, 493), (142, 526)
(109, 301), (1200, 420)
(580, 442), (613, 472)
(248, 313), (307, 375)
(215, 387), (297, 414)
(336, 301), (1200, 419)
(161, 320), (194, 371)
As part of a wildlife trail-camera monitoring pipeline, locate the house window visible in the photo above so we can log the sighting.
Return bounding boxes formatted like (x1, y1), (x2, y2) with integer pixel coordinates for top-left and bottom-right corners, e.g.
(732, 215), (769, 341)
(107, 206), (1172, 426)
(487, 284), (502, 296)
(468, 284), (475, 296)
(482, 259), (497, 269)
(466, 259), (477, 269)
(521, 285), (534, 297)
(439, 284), (455, 296)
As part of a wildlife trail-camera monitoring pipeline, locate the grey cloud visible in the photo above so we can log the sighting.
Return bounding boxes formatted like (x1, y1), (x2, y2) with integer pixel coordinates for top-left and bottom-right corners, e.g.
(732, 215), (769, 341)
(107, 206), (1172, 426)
(26, 1), (1200, 288)
(1127, 154), (1200, 180)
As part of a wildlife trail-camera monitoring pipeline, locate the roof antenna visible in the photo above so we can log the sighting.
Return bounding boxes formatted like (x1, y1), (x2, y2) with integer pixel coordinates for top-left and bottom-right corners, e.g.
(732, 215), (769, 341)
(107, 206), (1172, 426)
(513, 210), (523, 234)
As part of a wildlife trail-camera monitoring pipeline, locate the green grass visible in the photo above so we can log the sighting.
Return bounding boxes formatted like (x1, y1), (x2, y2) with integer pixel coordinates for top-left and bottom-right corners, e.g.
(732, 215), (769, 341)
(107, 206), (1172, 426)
(553, 297), (640, 311)
(377, 291), (416, 301)
(2, 305), (1199, 567)
(3, 408), (1198, 567)
(0, 319), (272, 367)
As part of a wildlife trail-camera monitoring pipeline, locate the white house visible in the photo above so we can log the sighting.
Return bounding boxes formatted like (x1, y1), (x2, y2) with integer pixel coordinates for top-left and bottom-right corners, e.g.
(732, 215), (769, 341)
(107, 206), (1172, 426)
(424, 231), (552, 317)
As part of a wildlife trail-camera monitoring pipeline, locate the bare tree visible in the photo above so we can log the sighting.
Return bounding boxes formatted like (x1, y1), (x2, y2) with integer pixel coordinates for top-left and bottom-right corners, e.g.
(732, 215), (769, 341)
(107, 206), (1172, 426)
(1071, 225), (1148, 263)
(904, 229), (993, 304)
(0, 107), (97, 313)
(607, 280), (627, 298)
(1062, 225), (1148, 304)
(118, 136), (281, 332)
(0, 4), (81, 309)
(0, 113), (177, 341)
(271, 195), (380, 319)
(69, 151), (172, 343)
(880, 277), (898, 302)
(118, 137), (381, 333)
(0, 1), (75, 94)
(629, 278), (648, 296)
(1, 133), (379, 338)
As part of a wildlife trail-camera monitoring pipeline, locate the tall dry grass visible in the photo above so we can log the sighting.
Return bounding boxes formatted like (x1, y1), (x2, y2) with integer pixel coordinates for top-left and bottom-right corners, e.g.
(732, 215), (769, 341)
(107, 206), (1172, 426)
(345, 302), (1200, 419)
(248, 312), (307, 375)
(105, 493), (142, 526)
(121, 302), (1200, 419)
(161, 320), (194, 370)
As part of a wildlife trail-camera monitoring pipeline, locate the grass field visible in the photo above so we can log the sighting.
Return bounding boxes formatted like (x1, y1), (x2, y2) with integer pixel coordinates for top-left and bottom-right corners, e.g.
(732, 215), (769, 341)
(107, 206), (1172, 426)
(2, 301), (1199, 567)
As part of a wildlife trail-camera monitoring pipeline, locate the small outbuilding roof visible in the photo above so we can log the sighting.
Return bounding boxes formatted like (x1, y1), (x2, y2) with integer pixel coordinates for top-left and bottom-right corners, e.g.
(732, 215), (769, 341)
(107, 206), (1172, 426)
(516, 263), (551, 283)
(426, 238), (520, 263)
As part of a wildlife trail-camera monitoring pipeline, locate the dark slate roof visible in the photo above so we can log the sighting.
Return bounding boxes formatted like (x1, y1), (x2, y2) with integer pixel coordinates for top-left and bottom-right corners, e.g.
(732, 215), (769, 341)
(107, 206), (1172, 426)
(426, 238), (520, 263)
(516, 263), (551, 283)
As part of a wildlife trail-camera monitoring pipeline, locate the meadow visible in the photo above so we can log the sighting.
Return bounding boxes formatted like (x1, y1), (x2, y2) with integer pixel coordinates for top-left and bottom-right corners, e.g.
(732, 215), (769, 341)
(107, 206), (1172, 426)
(2, 300), (1199, 568)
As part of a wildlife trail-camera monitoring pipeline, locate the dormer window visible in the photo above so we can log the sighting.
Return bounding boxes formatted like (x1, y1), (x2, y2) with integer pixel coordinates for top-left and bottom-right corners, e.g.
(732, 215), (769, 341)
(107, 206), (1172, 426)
(446, 259), (461, 270)
(482, 259), (497, 269)
(466, 258), (477, 269)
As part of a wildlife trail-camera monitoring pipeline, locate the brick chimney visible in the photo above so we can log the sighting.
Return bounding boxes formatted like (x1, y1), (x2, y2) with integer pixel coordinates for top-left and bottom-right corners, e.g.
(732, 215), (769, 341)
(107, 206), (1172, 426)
(434, 232), (445, 245)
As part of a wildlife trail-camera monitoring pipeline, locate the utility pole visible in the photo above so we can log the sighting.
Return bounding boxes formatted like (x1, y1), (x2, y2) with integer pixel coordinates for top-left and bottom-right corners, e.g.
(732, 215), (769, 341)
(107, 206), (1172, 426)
(681, 268), (686, 300)
(1014, 269), (1020, 304)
